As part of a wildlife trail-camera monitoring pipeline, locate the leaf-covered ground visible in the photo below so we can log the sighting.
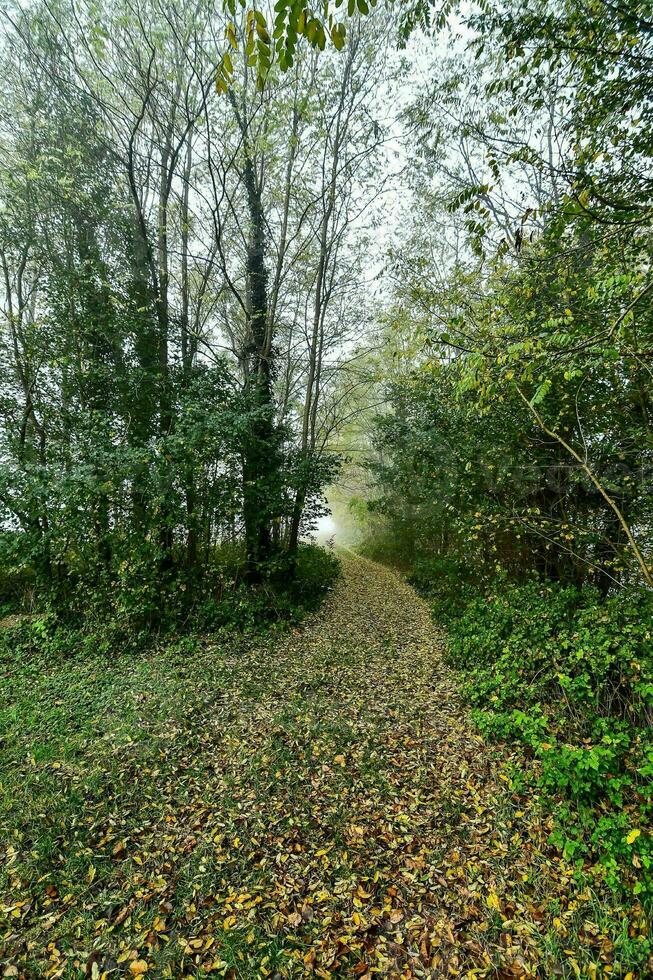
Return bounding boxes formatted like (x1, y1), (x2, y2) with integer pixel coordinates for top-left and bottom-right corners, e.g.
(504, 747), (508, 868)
(1, 554), (647, 978)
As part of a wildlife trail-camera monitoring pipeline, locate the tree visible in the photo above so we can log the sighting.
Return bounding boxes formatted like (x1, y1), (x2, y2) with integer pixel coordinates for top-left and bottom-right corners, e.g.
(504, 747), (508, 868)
(362, 0), (653, 591)
(0, 0), (391, 614)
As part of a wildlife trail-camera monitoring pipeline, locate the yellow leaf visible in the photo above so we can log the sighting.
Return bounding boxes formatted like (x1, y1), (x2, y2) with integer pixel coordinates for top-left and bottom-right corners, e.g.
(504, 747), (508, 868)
(486, 891), (501, 911)
(129, 962), (148, 977)
(626, 829), (641, 845)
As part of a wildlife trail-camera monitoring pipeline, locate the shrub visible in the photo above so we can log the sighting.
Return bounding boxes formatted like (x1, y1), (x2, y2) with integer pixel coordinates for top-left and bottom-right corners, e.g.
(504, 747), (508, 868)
(195, 544), (340, 631)
(471, 706), (550, 748)
(0, 544), (341, 665)
(408, 557), (480, 622)
(441, 579), (653, 903)
(446, 582), (653, 731)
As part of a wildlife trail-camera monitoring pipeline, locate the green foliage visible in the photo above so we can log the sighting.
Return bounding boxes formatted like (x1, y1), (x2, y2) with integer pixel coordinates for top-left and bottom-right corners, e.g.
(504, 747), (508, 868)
(0, 4), (346, 624)
(219, 0), (373, 86)
(539, 741), (626, 804)
(0, 545), (340, 659)
(471, 0), (653, 229)
(195, 544), (341, 630)
(442, 579), (653, 902)
(471, 706), (550, 747)
(408, 557), (479, 622)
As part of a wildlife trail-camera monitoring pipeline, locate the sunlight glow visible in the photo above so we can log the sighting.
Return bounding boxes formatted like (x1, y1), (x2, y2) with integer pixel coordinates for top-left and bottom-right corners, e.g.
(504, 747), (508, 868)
(315, 515), (336, 540)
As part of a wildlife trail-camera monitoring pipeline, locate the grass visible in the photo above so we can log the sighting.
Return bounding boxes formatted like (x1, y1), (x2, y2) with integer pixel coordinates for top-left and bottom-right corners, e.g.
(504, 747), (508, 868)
(0, 554), (650, 978)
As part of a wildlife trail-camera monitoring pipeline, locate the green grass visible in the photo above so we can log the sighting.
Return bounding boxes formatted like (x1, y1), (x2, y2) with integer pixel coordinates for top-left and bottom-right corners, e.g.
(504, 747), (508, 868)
(0, 623), (322, 977)
(2, 554), (651, 978)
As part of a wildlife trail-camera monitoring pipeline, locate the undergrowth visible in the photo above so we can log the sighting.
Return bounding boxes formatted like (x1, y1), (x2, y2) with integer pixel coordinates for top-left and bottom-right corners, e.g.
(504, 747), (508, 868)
(0, 543), (340, 658)
(432, 578), (653, 927)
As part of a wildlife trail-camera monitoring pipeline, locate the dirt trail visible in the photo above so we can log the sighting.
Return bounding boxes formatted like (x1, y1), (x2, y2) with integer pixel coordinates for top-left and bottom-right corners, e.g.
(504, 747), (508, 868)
(188, 551), (575, 978)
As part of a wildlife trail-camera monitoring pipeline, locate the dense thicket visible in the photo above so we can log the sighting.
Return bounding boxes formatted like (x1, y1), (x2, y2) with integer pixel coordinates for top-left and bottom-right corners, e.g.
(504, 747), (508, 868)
(0, 0), (388, 623)
(367, 0), (653, 594)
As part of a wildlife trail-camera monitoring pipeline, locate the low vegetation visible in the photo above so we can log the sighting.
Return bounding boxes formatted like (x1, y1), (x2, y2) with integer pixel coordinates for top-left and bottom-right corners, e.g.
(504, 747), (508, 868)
(442, 581), (652, 894)
(5, 556), (650, 978)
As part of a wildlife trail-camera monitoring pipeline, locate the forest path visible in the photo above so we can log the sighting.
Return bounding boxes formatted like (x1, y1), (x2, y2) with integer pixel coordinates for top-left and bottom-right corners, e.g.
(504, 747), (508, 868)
(231, 549), (542, 978)
(3, 554), (586, 978)
(165, 550), (568, 979)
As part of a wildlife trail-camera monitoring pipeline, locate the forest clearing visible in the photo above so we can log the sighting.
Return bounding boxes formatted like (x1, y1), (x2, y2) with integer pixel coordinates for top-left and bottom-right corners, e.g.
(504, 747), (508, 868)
(1, 0), (652, 976)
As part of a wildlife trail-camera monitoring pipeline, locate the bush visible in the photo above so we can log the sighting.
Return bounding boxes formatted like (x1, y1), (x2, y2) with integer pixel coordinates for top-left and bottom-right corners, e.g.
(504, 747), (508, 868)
(0, 545), (341, 667)
(471, 706), (550, 748)
(357, 526), (414, 571)
(539, 740), (626, 802)
(195, 544), (340, 631)
(408, 557), (480, 622)
(446, 582), (653, 730)
(442, 579), (653, 902)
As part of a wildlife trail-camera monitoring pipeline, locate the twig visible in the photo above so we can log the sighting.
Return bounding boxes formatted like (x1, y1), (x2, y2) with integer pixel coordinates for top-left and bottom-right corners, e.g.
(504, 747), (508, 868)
(516, 386), (653, 589)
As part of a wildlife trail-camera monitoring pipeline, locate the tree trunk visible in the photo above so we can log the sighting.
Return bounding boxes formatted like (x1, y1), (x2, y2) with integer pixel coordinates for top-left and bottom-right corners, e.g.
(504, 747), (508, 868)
(230, 92), (280, 580)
